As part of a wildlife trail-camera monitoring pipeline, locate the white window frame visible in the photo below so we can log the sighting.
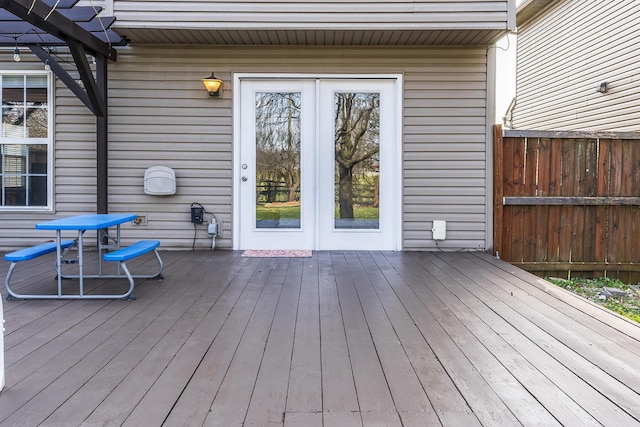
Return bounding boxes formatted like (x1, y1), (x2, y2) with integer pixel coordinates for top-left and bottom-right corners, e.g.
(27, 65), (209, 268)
(0, 71), (54, 211)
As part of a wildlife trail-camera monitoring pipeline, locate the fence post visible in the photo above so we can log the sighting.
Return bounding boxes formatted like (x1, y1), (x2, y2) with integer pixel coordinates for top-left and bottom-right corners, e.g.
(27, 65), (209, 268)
(493, 124), (504, 258)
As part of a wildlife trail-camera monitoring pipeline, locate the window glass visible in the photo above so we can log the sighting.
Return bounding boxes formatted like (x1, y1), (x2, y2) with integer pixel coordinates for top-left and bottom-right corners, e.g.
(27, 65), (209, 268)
(333, 92), (380, 229)
(0, 73), (50, 208)
(254, 92), (302, 229)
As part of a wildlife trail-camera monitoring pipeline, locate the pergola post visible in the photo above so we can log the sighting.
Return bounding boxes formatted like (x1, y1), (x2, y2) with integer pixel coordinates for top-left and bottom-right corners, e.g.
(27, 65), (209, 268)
(96, 54), (108, 214)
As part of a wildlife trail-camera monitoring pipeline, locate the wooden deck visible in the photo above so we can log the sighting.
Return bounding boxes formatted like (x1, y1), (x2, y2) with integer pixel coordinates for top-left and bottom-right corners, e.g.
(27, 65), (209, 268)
(1, 250), (639, 426)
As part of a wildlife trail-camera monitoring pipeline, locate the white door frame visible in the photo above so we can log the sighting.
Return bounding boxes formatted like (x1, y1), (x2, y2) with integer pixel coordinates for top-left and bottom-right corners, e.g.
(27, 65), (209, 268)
(232, 73), (403, 250)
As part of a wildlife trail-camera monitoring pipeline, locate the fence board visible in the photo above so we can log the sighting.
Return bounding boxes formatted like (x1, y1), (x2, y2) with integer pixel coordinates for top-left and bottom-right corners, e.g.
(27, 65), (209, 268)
(494, 126), (640, 282)
(504, 197), (640, 205)
(559, 139), (575, 267)
(547, 138), (562, 265)
(600, 139), (614, 278)
(512, 137), (526, 262)
(523, 137), (538, 263)
(621, 142), (634, 265)
(632, 141), (640, 268)
(608, 141), (623, 267)
(583, 140), (598, 268)
(536, 139), (550, 263)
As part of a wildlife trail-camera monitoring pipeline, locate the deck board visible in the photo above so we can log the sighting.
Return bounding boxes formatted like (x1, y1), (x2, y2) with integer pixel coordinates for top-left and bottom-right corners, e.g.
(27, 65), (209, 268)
(203, 259), (287, 426)
(421, 252), (640, 425)
(284, 256), (322, 416)
(0, 250), (639, 426)
(317, 252), (360, 420)
(122, 253), (256, 427)
(372, 252), (523, 426)
(356, 252), (480, 426)
(439, 253), (640, 410)
(342, 252), (435, 426)
(337, 252), (404, 426)
(396, 252), (599, 426)
(49, 250), (229, 426)
(161, 257), (269, 426)
(243, 258), (304, 426)
(456, 253), (640, 385)
(1, 253), (196, 426)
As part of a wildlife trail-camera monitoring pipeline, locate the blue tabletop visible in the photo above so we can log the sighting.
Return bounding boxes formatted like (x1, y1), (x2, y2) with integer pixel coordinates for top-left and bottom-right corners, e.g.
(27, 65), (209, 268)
(36, 213), (138, 230)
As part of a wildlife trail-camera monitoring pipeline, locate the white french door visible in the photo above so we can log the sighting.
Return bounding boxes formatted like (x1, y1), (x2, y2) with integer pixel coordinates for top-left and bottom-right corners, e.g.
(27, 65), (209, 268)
(237, 77), (400, 250)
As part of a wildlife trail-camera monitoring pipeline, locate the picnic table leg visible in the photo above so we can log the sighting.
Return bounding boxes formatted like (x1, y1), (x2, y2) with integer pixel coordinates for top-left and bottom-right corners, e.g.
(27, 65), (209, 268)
(118, 261), (136, 301)
(78, 230), (84, 297)
(4, 263), (19, 300)
(56, 231), (63, 297)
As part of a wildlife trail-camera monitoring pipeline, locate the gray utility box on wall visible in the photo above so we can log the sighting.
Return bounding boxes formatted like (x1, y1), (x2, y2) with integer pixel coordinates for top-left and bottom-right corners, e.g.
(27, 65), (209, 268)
(144, 166), (176, 196)
(432, 220), (446, 240)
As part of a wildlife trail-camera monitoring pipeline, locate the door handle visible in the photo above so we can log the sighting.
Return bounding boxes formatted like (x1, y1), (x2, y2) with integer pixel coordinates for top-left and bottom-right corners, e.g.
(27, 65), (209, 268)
(242, 176), (248, 182)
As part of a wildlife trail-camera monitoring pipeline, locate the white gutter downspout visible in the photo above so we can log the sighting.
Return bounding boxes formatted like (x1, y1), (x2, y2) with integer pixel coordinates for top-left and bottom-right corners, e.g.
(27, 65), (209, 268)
(503, 97), (517, 129)
(486, 44), (497, 252)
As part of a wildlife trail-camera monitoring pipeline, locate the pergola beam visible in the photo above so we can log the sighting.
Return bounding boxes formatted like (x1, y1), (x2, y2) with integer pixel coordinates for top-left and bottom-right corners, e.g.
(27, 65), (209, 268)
(1, 0), (127, 214)
(67, 39), (106, 117)
(0, 0), (117, 59)
(28, 44), (101, 115)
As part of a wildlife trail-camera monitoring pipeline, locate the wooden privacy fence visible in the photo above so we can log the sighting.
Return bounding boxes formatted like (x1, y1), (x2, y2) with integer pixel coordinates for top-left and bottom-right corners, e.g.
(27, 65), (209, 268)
(494, 125), (640, 282)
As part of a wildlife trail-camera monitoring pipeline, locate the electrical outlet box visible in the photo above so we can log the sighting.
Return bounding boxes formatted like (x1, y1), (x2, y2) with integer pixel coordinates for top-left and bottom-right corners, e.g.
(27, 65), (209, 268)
(191, 206), (203, 223)
(208, 221), (217, 236)
(432, 220), (446, 240)
(132, 215), (147, 225)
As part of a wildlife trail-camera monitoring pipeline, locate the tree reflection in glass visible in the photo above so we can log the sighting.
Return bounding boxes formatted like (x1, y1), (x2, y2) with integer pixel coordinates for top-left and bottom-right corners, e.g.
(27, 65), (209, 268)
(255, 92), (302, 228)
(334, 92), (380, 229)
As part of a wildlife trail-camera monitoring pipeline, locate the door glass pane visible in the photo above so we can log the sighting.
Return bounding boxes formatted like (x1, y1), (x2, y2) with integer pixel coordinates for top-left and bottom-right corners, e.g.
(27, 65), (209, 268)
(255, 92), (302, 229)
(334, 92), (380, 229)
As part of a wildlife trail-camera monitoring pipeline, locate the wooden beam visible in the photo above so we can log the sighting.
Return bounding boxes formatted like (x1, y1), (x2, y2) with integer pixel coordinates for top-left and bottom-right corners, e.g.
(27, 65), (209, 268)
(503, 128), (640, 140)
(503, 196), (640, 206)
(0, 0), (116, 59)
(42, 0), (80, 8)
(96, 54), (108, 214)
(27, 44), (98, 115)
(67, 39), (106, 117)
(512, 261), (640, 272)
(78, 16), (116, 32)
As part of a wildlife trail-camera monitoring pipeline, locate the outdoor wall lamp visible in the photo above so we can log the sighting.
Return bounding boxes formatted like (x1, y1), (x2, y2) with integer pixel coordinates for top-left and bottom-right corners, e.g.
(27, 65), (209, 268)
(202, 72), (223, 97)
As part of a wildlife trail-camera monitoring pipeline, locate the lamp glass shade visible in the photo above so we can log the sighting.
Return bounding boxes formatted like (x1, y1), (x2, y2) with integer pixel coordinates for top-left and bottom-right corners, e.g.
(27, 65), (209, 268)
(202, 73), (223, 96)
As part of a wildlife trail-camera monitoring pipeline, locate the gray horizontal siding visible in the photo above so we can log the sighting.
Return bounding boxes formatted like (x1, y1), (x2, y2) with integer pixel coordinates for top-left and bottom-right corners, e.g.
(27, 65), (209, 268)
(0, 45), (489, 251)
(513, 0), (640, 131)
(113, 0), (510, 30)
(403, 48), (488, 250)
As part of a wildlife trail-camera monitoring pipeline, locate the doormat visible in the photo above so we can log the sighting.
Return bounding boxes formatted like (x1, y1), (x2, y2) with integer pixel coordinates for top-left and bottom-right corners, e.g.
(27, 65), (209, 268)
(242, 249), (312, 258)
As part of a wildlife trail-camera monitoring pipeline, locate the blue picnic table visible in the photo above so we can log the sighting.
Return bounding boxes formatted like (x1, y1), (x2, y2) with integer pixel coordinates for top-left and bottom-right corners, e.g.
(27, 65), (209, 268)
(4, 214), (162, 300)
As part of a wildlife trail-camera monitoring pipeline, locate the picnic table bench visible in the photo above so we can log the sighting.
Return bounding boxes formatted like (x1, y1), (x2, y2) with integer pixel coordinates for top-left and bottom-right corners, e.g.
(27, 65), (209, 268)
(4, 240), (76, 300)
(103, 240), (164, 300)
